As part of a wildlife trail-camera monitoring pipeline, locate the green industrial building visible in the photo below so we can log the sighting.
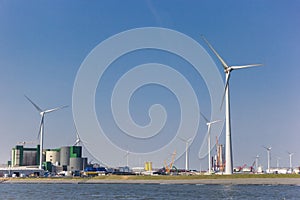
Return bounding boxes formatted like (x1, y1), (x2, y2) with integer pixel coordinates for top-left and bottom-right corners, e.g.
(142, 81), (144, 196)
(11, 145), (40, 166)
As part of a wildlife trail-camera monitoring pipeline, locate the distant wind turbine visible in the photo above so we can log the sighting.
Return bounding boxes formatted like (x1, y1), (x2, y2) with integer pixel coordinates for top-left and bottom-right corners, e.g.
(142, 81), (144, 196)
(263, 146), (272, 173)
(25, 95), (67, 169)
(288, 152), (294, 170)
(178, 137), (193, 171)
(200, 112), (221, 174)
(124, 150), (130, 167)
(202, 36), (262, 174)
(276, 157), (281, 168)
(255, 155), (259, 172)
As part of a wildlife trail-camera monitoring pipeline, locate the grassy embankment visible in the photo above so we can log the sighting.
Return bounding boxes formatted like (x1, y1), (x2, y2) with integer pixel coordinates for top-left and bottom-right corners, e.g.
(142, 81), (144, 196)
(91, 173), (300, 180)
(1, 173), (300, 182)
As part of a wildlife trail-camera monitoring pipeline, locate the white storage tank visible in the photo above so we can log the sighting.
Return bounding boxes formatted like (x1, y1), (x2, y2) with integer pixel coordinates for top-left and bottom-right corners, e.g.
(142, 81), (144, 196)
(46, 150), (60, 165)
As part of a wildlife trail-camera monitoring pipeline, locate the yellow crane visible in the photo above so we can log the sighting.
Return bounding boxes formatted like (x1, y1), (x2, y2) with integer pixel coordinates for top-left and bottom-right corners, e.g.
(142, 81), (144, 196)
(164, 150), (176, 174)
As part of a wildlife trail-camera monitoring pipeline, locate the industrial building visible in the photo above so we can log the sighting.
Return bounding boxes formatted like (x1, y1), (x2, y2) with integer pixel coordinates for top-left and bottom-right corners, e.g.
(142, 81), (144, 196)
(10, 145), (87, 175)
(0, 166), (44, 177)
(11, 145), (40, 167)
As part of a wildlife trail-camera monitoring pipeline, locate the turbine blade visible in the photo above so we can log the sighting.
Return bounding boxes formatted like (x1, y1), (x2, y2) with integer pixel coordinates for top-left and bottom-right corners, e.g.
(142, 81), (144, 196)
(44, 105), (68, 113)
(201, 35), (229, 70)
(200, 112), (209, 123)
(178, 136), (185, 142)
(124, 151), (129, 158)
(178, 136), (192, 143)
(231, 64), (262, 70)
(220, 72), (231, 109)
(81, 140), (88, 144)
(210, 119), (222, 124)
(37, 115), (44, 140)
(25, 95), (43, 112)
(207, 124), (211, 135)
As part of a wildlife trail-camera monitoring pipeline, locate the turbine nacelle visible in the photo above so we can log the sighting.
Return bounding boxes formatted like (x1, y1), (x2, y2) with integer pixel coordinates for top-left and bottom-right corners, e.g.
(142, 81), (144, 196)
(264, 146), (272, 151)
(288, 152), (294, 156)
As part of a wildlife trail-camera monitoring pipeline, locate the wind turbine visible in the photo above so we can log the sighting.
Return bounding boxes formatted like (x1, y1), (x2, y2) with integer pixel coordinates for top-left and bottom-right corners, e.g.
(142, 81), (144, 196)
(25, 95), (67, 169)
(276, 157), (281, 168)
(124, 150), (130, 167)
(200, 112), (221, 174)
(288, 152), (294, 171)
(263, 146), (272, 173)
(255, 155), (259, 173)
(178, 137), (193, 171)
(202, 36), (262, 174)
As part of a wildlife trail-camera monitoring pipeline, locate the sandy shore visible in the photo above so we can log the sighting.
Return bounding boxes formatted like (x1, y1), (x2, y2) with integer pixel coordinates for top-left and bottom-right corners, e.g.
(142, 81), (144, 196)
(1, 178), (300, 185)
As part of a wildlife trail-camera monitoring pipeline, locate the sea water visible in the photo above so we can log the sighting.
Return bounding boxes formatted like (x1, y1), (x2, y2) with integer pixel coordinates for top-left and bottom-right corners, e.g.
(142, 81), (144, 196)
(0, 183), (299, 199)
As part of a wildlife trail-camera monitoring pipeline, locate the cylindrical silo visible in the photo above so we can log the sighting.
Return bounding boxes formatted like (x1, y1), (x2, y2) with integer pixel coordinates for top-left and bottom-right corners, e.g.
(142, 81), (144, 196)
(82, 157), (88, 170)
(69, 157), (83, 171)
(144, 162), (152, 171)
(46, 150), (60, 165)
(60, 146), (70, 166)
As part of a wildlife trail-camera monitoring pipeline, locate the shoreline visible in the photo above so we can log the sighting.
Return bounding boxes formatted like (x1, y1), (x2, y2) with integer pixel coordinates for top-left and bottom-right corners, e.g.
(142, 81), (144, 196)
(1, 177), (300, 185)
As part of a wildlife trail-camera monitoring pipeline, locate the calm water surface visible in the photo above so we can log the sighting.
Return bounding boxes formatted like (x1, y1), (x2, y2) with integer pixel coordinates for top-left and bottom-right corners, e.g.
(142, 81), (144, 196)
(0, 183), (299, 199)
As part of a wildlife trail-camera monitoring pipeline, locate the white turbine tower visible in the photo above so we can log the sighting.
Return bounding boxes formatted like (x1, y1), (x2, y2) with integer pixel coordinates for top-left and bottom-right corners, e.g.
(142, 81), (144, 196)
(276, 157), (281, 168)
(255, 155), (259, 173)
(178, 137), (192, 171)
(200, 113), (221, 174)
(124, 150), (130, 167)
(288, 152), (294, 171)
(25, 95), (67, 169)
(202, 36), (262, 174)
(263, 146), (272, 173)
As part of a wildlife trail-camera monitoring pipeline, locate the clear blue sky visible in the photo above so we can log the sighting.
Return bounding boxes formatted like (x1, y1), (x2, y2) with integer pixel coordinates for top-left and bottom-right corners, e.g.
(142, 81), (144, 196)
(0, 0), (299, 170)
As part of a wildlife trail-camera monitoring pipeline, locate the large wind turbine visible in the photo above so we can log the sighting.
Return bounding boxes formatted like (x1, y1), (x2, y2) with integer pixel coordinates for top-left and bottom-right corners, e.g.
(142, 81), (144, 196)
(25, 95), (67, 169)
(200, 113), (221, 174)
(202, 36), (262, 174)
(263, 146), (272, 173)
(178, 137), (192, 171)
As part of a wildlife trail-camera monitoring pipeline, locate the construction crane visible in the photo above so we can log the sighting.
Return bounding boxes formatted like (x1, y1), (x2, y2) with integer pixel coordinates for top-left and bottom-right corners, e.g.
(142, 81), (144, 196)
(164, 150), (176, 174)
(250, 160), (256, 173)
(215, 136), (225, 172)
(234, 164), (247, 172)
